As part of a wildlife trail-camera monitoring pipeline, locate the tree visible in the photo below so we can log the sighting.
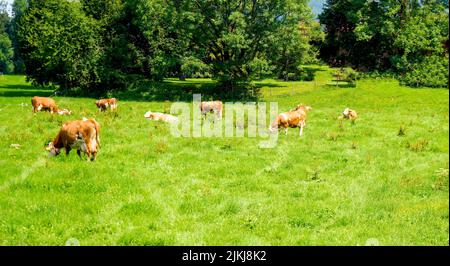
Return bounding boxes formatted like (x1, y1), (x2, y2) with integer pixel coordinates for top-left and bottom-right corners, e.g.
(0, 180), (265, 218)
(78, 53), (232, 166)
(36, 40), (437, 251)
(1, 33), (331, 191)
(267, 17), (324, 80)
(355, 0), (449, 87)
(175, 0), (312, 95)
(320, 0), (449, 87)
(319, 0), (371, 68)
(0, 0), (14, 74)
(17, 0), (101, 91)
(11, 0), (27, 73)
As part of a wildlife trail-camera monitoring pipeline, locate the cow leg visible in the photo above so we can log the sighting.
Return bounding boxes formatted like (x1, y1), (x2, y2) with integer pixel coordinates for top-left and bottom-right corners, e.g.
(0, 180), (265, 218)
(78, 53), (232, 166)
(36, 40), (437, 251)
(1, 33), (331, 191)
(299, 126), (304, 136)
(77, 150), (82, 160)
(65, 147), (71, 156)
(284, 128), (288, 135)
(91, 151), (97, 161)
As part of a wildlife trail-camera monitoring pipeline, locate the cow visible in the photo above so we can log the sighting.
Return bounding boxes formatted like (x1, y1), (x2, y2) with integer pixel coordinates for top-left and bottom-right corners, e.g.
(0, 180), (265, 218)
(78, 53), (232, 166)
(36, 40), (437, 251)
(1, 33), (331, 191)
(45, 118), (101, 161)
(95, 98), (118, 111)
(269, 104), (312, 136)
(200, 101), (223, 120)
(144, 111), (179, 123)
(339, 108), (358, 121)
(56, 108), (72, 115)
(31, 96), (58, 113)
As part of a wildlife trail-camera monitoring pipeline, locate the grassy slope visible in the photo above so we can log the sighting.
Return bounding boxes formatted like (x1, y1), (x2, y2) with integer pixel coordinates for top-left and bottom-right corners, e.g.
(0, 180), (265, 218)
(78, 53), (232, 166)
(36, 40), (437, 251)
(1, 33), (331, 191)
(0, 68), (448, 246)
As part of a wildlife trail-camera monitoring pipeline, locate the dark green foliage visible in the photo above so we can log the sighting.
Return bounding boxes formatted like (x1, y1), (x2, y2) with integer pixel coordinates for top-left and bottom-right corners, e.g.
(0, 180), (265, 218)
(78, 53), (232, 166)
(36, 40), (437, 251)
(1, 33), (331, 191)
(174, 0), (313, 92)
(17, 0), (101, 91)
(320, 0), (449, 88)
(11, 0), (27, 73)
(399, 55), (449, 88)
(0, 1), (13, 74)
(14, 0), (316, 96)
(268, 19), (324, 80)
(180, 56), (211, 79)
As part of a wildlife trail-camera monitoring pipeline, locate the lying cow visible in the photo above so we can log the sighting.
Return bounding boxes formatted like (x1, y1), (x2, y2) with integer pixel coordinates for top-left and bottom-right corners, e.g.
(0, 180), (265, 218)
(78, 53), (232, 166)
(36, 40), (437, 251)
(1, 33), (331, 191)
(269, 104), (312, 136)
(144, 111), (179, 123)
(46, 118), (101, 161)
(56, 108), (72, 115)
(200, 101), (223, 120)
(340, 108), (358, 121)
(31, 96), (58, 113)
(95, 98), (118, 111)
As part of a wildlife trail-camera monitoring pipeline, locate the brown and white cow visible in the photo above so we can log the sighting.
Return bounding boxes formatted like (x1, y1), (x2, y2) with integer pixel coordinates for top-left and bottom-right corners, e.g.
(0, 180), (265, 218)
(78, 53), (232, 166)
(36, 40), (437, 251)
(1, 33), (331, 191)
(95, 98), (118, 111)
(31, 96), (58, 113)
(46, 118), (101, 161)
(56, 108), (72, 115)
(269, 104), (312, 136)
(144, 111), (179, 123)
(339, 108), (358, 121)
(200, 101), (223, 120)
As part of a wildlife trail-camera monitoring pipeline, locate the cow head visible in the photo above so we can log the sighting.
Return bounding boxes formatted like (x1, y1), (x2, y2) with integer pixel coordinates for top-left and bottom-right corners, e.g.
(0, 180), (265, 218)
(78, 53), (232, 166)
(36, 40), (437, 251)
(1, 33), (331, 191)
(293, 104), (312, 112)
(342, 108), (350, 117)
(268, 125), (277, 134)
(144, 111), (153, 119)
(45, 141), (60, 157)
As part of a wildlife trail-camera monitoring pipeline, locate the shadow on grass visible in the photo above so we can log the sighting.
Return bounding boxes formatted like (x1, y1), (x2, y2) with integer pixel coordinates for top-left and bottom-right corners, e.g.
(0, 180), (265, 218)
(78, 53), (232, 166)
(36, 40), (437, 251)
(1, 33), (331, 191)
(0, 89), (53, 98)
(116, 79), (259, 102)
(116, 80), (217, 102)
(325, 82), (356, 88)
(0, 84), (49, 90)
(254, 82), (284, 88)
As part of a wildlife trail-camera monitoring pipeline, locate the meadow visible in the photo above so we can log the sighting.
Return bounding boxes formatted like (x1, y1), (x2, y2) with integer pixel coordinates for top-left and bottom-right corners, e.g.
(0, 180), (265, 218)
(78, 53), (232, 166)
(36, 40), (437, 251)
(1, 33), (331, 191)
(0, 67), (448, 245)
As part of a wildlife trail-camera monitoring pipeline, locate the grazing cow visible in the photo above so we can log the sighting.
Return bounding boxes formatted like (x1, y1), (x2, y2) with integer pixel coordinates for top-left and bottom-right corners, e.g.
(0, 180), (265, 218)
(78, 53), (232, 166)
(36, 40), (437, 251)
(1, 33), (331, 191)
(95, 98), (118, 111)
(339, 108), (358, 121)
(269, 104), (312, 136)
(46, 118), (101, 161)
(31, 96), (58, 113)
(144, 111), (179, 123)
(200, 101), (223, 120)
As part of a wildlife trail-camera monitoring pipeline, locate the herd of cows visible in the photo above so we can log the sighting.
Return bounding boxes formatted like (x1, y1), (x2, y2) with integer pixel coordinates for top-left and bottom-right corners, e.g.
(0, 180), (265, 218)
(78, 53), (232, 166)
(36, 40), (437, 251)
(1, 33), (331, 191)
(31, 95), (358, 161)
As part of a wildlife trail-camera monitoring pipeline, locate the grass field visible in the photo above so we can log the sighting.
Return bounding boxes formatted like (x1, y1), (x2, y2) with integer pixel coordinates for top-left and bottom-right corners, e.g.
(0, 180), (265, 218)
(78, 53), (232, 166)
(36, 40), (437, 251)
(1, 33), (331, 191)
(0, 66), (448, 245)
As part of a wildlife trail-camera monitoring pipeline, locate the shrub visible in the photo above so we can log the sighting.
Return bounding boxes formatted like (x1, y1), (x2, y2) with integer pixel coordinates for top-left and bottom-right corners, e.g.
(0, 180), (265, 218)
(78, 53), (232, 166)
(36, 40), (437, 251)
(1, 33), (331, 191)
(180, 56), (211, 79)
(398, 55), (449, 88)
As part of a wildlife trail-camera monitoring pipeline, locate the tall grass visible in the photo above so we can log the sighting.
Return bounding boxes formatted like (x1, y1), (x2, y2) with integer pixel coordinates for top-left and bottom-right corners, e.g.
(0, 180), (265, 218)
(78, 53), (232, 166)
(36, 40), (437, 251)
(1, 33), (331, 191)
(0, 68), (448, 245)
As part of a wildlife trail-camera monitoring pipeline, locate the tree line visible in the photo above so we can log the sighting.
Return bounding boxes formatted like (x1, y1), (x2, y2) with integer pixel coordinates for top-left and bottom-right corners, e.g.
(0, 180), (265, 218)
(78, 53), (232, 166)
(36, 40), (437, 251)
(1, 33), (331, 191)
(320, 0), (449, 87)
(0, 0), (448, 97)
(1, 0), (321, 97)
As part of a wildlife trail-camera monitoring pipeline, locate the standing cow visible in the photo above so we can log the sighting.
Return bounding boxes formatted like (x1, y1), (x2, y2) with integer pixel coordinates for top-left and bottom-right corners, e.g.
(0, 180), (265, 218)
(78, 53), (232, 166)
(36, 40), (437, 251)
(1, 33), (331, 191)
(31, 96), (58, 113)
(95, 98), (118, 111)
(200, 101), (223, 120)
(46, 118), (101, 161)
(269, 104), (312, 136)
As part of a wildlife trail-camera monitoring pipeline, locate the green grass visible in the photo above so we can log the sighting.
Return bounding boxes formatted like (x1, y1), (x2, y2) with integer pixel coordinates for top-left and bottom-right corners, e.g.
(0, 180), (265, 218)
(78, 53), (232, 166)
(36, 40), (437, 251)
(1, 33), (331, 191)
(0, 67), (448, 246)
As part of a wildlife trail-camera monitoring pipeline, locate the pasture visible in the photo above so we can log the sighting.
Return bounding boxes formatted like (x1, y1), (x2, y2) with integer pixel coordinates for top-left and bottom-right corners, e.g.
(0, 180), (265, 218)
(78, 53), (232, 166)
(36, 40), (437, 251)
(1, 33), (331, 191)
(0, 67), (448, 245)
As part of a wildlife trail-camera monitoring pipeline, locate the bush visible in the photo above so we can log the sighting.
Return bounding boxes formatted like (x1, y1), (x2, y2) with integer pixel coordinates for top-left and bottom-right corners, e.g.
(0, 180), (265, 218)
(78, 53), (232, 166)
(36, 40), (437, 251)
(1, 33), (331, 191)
(286, 72), (298, 81)
(280, 67), (315, 82)
(180, 56), (211, 79)
(399, 55), (449, 88)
